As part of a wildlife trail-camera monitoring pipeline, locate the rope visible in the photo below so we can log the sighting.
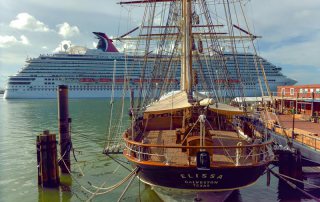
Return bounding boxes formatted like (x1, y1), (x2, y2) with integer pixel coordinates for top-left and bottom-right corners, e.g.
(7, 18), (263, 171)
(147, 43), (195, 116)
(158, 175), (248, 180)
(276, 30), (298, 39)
(205, 119), (235, 164)
(276, 171), (320, 189)
(86, 182), (106, 202)
(60, 158), (138, 197)
(105, 153), (132, 172)
(117, 168), (140, 202)
(268, 167), (320, 201)
(88, 167), (138, 191)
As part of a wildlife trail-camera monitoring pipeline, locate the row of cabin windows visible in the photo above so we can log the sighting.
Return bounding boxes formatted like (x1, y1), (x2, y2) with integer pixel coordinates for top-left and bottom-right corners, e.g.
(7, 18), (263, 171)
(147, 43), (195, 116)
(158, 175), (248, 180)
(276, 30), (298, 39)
(12, 85), (177, 91)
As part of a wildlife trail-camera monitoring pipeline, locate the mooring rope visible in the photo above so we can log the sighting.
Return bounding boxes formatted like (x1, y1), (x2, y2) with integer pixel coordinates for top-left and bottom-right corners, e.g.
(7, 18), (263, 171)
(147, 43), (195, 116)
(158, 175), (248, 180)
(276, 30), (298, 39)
(267, 167), (320, 201)
(88, 167), (136, 191)
(60, 158), (139, 197)
(117, 168), (140, 202)
(86, 182), (106, 202)
(268, 167), (320, 189)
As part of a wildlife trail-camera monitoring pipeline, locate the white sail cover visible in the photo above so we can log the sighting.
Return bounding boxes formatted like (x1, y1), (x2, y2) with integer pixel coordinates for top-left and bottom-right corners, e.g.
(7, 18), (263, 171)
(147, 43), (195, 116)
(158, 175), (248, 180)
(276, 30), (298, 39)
(208, 103), (244, 116)
(145, 91), (192, 114)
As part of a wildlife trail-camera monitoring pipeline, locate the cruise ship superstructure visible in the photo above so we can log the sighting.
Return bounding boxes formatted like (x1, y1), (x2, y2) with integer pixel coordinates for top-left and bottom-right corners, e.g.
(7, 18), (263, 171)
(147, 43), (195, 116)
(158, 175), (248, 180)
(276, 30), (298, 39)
(4, 32), (296, 99)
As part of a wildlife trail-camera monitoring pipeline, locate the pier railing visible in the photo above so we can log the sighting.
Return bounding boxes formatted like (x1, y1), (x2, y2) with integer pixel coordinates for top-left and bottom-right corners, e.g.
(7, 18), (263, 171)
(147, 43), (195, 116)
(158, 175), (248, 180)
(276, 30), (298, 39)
(270, 124), (320, 151)
(298, 133), (320, 151)
(123, 134), (274, 167)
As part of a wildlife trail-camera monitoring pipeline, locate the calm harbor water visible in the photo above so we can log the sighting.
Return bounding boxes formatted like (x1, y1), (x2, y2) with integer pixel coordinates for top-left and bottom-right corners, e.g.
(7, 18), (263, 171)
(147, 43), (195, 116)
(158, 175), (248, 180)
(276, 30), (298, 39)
(0, 94), (319, 202)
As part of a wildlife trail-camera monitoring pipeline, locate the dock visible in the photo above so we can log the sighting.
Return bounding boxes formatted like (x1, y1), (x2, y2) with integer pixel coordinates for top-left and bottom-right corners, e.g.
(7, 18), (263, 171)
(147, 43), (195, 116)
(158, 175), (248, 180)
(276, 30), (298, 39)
(261, 111), (320, 164)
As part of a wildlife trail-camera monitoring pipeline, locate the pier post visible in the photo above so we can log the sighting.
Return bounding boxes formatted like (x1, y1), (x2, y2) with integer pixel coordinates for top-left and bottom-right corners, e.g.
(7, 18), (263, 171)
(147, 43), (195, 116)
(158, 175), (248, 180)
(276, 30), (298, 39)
(311, 92), (314, 116)
(278, 149), (302, 184)
(58, 85), (71, 173)
(36, 130), (60, 188)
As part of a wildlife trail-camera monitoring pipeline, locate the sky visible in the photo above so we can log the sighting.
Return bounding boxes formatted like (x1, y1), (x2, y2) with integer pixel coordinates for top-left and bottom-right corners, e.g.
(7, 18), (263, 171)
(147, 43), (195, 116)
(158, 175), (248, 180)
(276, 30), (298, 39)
(1, 0), (320, 89)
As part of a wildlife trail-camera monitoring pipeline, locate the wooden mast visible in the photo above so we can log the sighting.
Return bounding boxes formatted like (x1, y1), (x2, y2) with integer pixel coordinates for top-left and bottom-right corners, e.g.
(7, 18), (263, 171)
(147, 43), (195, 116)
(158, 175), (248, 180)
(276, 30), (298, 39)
(181, 0), (193, 97)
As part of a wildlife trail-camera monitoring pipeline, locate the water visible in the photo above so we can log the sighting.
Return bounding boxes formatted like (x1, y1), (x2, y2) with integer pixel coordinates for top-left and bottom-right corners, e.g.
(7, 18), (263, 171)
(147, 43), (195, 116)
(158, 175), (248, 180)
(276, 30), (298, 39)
(0, 94), (319, 202)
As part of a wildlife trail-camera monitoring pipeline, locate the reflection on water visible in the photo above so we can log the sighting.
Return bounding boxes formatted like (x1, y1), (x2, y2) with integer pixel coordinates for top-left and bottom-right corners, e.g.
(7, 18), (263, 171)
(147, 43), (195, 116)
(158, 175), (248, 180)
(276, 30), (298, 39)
(0, 96), (320, 202)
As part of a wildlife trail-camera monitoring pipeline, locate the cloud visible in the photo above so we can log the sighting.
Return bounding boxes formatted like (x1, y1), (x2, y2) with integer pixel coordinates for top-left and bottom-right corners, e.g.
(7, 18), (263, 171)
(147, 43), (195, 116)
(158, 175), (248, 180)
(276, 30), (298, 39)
(92, 42), (97, 48)
(20, 35), (29, 45)
(0, 35), (30, 47)
(9, 13), (50, 32)
(57, 22), (80, 38)
(53, 40), (72, 53)
(114, 36), (136, 52)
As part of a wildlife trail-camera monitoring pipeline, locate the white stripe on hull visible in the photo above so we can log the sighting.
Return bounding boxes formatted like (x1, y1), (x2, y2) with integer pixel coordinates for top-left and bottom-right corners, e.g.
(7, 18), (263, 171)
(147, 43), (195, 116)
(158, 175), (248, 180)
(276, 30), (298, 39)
(4, 89), (135, 99)
(4, 85), (278, 99)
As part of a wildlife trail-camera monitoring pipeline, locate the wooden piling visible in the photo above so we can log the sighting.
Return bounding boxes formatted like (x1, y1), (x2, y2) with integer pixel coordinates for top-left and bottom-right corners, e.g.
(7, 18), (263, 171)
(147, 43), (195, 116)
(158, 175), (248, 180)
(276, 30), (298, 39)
(58, 85), (71, 174)
(278, 149), (303, 184)
(36, 130), (60, 188)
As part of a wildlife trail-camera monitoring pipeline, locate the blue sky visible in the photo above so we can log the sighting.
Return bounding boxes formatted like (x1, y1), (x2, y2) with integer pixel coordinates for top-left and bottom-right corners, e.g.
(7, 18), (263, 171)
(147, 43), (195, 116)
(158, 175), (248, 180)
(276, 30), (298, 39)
(1, 0), (320, 88)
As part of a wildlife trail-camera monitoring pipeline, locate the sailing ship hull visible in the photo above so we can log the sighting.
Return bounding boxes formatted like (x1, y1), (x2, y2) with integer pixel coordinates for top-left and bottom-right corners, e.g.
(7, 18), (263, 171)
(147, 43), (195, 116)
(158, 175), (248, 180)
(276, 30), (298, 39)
(133, 163), (266, 190)
(151, 186), (233, 202)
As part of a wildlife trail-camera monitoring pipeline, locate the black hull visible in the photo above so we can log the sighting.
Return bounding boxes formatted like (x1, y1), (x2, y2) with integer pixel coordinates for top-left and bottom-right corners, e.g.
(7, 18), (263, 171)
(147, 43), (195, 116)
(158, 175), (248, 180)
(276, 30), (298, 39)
(134, 163), (267, 191)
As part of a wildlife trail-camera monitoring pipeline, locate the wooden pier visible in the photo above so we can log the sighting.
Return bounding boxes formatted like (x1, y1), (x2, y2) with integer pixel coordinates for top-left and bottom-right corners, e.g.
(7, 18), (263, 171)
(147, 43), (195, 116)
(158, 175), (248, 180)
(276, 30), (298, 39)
(262, 111), (320, 164)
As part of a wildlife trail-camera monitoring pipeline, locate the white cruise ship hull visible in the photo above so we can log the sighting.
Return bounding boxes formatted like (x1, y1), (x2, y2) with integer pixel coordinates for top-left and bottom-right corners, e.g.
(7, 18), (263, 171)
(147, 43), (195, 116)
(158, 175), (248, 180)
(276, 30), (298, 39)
(3, 32), (297, 99)
(4, 89), (133, 99)
(4, 83), (284, 99)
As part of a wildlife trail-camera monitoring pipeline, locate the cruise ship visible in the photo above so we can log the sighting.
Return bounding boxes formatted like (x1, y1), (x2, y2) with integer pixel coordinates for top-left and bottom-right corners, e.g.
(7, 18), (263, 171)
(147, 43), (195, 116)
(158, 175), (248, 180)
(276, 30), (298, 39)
(4, 32), (296, 99)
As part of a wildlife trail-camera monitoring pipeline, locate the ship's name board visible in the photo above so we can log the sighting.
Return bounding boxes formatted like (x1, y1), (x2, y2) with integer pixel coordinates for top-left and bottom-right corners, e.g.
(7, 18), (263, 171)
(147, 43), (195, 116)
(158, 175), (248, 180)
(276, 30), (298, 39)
(180, 173), (223, 188)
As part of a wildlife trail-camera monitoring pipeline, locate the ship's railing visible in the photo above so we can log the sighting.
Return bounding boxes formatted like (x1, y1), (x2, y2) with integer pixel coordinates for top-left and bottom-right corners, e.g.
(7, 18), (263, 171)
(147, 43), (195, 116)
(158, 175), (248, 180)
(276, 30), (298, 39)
(123, 134), (274, 167)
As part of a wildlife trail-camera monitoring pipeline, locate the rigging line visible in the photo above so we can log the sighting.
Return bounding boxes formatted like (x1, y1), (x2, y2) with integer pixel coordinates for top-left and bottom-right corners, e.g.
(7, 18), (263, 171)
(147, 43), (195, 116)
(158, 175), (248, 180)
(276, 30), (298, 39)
(231, 1), (252, 102)
(134, 5), (149, 114)
(143, 2), (178, 104)
(199, 0), (233, 101)
(137, 3), (157, 110)
(104, 60), (118, 150)
(193, 46), (211, 97)
(114, 61), (129, 145)
(181, 117), (201, 144)
(222, 0), (243, 99)
(116, 3), (124, 48)
(158, 39), (180, 97)
(201, 34), (221, 101)
(239, 2), (273, 99)
(197, 2), (219, 100)
(205, 118), (235, 164)
(238, 2), (264, 98)
(231, 2), (254, 103)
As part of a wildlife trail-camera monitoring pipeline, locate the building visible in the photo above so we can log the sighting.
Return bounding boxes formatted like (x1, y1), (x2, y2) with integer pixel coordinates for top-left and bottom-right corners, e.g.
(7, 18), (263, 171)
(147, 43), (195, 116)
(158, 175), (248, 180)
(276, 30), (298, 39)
(275, 84), (320, 116)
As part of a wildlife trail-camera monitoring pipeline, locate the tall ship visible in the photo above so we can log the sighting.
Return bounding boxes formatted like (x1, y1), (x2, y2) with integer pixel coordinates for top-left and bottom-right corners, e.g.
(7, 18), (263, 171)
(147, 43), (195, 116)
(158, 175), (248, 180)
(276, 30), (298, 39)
(4, 34), (296, 99)
(101, 0), (276, 201)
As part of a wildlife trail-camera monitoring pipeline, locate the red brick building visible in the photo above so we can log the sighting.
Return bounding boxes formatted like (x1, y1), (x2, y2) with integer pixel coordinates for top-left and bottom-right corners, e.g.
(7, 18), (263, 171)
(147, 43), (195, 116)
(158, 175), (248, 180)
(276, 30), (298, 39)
(276, 84), (320, 116)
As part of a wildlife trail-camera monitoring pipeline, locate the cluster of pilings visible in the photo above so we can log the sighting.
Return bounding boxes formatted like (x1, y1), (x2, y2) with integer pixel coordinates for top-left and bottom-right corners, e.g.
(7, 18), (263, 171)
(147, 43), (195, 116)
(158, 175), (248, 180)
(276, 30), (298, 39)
(37, 85), (71, 188)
